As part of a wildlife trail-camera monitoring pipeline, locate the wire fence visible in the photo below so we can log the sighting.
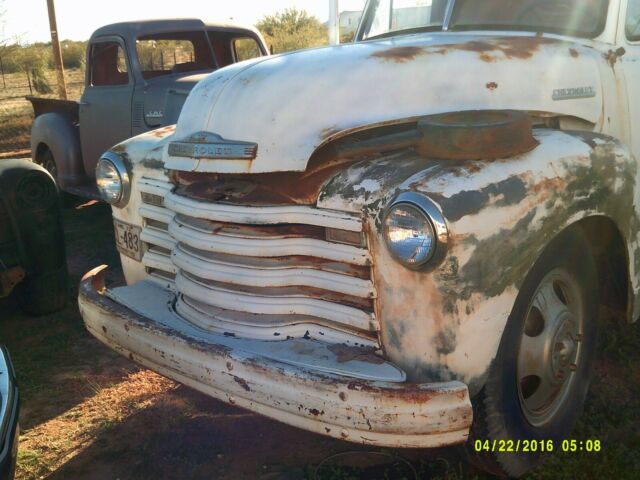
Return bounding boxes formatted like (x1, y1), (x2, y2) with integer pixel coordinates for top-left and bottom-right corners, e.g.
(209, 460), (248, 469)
(0, 68), (83, 158)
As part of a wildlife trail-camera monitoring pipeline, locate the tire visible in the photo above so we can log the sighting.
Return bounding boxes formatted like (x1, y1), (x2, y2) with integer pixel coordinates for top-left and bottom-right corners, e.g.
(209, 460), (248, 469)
(38, 149), (78, 208)
(465, 229), (599, 477)
(17, 264), (68, 316)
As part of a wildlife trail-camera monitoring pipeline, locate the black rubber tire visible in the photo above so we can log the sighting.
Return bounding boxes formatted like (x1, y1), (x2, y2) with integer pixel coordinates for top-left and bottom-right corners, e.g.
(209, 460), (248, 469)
(17, 264), (68, 316)
(464, 229), (599, 478)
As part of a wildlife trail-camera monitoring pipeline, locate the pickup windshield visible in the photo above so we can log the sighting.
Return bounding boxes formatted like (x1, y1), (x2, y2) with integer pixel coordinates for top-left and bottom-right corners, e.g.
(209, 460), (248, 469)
(359, 0), (609, 40)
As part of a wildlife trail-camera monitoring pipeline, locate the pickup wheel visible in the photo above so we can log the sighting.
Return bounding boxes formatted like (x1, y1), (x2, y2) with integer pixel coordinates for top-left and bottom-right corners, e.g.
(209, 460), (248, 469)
(38, 149), (77, 208)
(40, 149), (59, 180)
(465, 230), (598, 477)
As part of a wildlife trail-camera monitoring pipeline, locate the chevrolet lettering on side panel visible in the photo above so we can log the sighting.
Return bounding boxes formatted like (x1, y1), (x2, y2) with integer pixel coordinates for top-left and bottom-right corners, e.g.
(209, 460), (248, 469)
(78, 1), (640, 476)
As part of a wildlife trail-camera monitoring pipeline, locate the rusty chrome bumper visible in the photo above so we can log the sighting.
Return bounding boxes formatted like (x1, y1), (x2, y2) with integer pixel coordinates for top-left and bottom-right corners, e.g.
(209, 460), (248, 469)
(78, 266), (473, 448)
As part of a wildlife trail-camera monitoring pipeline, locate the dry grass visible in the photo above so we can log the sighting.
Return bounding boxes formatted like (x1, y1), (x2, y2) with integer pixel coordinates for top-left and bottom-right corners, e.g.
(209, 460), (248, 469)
(0, 68), (84, 155)
(18, 370), (176, 479)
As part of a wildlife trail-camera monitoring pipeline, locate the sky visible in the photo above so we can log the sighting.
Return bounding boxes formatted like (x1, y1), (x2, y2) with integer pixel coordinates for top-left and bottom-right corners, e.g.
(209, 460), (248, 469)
(0, 0), (367, 44)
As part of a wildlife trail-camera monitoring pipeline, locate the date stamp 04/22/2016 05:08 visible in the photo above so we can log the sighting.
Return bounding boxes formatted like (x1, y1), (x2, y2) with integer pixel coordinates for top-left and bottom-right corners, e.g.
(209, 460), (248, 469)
(473, 439), (603, 453)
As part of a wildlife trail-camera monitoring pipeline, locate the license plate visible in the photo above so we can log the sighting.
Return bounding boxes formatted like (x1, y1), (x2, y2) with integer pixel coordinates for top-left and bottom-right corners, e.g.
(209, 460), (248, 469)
(114, 219), (142, 261)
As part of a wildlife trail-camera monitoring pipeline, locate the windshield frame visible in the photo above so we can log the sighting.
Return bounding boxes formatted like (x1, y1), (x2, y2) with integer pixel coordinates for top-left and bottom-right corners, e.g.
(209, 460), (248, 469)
(356, 0), (610, 42)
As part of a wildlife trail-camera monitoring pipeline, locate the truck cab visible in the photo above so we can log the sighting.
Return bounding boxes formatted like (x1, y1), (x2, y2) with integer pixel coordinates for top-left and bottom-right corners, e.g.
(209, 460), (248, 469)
(80, 1), (640, 477)
(29, 19), (267, 197)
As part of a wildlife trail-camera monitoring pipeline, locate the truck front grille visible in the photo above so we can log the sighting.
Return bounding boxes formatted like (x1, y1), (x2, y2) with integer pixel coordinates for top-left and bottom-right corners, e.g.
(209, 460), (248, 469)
(138, 178), (379, 347)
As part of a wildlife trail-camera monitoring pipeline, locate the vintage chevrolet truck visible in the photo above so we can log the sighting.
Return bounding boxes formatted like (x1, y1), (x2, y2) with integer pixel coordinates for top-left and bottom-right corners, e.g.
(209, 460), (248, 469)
(79, 0), (640, 476)
(29, 19), (267, 197)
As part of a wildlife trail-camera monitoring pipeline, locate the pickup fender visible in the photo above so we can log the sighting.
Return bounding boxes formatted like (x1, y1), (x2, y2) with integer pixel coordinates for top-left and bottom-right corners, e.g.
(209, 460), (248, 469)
(317, 129), (638, 394)
(30, 111), (86, 189)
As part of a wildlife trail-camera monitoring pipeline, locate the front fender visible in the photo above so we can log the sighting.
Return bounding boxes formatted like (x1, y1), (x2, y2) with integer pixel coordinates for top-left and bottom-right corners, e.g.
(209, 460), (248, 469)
(318, 129), (639, 395)
(30, 112), (85, 188)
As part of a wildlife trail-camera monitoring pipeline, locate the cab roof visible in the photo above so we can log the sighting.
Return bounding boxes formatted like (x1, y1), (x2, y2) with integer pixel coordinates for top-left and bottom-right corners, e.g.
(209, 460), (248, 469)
(91, 18), (260, 40)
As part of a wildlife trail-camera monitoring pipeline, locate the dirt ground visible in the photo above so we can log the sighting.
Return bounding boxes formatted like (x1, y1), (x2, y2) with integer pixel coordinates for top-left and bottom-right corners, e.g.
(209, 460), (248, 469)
(0, 198), (639, 480)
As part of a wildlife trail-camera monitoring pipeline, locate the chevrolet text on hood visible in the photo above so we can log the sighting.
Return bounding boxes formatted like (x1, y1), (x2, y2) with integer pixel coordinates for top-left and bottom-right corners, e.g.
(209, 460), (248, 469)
(81, 0), (640, 477)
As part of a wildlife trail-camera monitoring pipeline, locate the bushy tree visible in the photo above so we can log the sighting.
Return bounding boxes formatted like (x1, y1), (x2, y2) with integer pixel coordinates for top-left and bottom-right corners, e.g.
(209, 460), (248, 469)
(257, 8), (328, 54)
(60, 40), (86, 69)
(20, 44), (52, 93)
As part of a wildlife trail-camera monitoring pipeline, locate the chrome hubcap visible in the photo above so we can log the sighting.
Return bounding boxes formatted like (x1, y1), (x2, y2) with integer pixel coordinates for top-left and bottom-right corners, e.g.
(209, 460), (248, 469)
(517, 268), (583, 426)
(43, 157), (57, 180)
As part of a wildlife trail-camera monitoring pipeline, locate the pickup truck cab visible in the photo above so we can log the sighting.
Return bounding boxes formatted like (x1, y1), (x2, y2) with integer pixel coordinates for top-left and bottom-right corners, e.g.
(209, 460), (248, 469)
(29, 19), (267, 197)
(79, 0), (640, 476)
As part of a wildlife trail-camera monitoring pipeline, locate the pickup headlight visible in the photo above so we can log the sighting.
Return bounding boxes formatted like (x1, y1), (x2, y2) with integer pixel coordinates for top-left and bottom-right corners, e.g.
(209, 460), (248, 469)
(383, 192), (449, 270)
(96, 152), (130, 207)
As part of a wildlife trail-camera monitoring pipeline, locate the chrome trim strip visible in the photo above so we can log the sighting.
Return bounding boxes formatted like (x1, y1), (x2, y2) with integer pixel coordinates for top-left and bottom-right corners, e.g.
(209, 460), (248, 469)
(172, 243), (374, 298)
(142, 250), (177, 274)
(176, 271), (377, 332)
(140, 226), (175, 251)
(139, 204), (175, 225)
(165, 191), (363, 232)
(176, 296), (379, 347)
(168, 132), (258, 160)
(169, 218), (370, 266)
(138, 178), (173, 197)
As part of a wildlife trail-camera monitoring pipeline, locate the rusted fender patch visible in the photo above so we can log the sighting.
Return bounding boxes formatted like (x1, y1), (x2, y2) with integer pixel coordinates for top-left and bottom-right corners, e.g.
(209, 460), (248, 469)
(318, 129), (638, 394)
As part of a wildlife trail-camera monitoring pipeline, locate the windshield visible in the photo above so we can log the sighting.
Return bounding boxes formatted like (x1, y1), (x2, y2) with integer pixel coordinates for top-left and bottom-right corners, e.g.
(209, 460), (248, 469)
(359, 0), (609, 40)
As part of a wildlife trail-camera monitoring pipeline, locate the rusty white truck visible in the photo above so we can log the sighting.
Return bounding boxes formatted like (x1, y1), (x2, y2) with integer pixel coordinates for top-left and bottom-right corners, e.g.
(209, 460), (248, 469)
(78, 0), (640, 476)
(29, 19), (267, 197)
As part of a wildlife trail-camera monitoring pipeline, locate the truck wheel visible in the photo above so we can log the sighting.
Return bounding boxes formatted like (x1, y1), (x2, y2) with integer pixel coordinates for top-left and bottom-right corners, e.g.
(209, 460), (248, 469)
(17, 265), (68, 316)
(465, 230), (598, 477)
(40, 149), (59, 180)
(38, 150), (77, 208)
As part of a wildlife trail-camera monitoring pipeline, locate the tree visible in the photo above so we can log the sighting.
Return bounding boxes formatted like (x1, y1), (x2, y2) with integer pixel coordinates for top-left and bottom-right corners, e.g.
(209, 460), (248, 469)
(60, 40), (86, 70)
(256, 8), (328, 54)
(21, 44), (52, 94)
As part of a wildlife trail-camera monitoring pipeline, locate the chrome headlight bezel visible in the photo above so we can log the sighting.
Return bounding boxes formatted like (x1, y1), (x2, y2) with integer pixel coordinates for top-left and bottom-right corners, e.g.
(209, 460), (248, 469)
(96, 151), (130, 208)
(382, 192), (449, 270)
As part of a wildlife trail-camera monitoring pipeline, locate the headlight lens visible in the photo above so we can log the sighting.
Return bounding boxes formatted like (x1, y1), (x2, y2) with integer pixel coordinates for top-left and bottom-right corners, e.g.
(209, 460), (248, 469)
(383, 203), (436, 267)
(96, 152), (130, 207)
(382, 192), (449, 270)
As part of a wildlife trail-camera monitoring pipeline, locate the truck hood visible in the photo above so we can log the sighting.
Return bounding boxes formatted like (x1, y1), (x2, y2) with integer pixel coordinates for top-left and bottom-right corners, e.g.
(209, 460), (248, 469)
(142, 72), (211, 128)
(167, 32), (605, 174)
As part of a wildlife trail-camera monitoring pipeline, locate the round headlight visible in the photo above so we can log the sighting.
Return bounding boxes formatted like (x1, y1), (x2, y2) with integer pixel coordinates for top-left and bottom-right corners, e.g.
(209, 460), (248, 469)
(383, 192), (448, 270)
(96, 152), (130, 207)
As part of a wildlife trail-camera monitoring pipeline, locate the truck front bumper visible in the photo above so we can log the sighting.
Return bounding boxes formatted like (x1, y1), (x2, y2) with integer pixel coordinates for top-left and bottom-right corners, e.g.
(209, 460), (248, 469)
(78, 266), (473, 448)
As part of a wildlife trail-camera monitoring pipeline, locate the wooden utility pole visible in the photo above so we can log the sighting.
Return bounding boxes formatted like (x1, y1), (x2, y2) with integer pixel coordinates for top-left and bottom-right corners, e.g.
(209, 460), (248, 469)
(46, 0), (68, 99)
(0, 55), (5, 89)
(329, 0), (340, 45)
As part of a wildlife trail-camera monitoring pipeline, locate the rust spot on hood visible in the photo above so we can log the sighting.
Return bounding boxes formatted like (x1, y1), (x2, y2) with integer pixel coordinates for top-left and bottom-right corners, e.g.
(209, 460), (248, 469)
(569, 48), (579, 58)
(431, 36), (559, 62)
(370, 46), (425, 63)
(148, 125), (176, 138)
(486, 81), (498, 90)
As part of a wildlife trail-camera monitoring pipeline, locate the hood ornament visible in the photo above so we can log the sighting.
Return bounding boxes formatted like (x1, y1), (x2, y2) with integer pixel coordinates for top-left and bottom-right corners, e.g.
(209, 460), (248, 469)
(168, 132), (258, 160)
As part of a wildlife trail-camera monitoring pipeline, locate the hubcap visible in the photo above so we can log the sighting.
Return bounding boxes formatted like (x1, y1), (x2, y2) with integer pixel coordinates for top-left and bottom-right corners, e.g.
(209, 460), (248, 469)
(517, 268), (583, 426)
(42, 155), (58, 180)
